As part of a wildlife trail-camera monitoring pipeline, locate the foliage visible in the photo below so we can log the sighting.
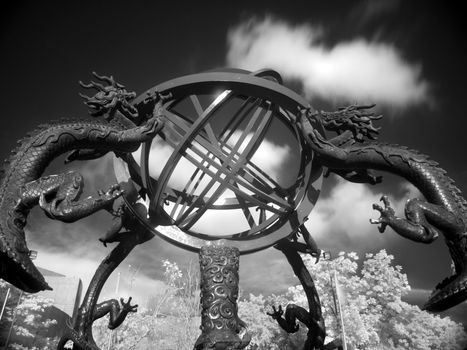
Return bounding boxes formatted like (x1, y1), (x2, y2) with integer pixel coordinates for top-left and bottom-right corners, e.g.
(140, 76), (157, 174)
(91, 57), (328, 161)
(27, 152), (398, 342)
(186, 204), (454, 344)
(381, 302), (467, 350)
(238, 294), (280, 349)
(3, 251), (465, 349)
(0, 281), (59, 349)
(93, 259), (200, 350)
(240, 249), (467, 350)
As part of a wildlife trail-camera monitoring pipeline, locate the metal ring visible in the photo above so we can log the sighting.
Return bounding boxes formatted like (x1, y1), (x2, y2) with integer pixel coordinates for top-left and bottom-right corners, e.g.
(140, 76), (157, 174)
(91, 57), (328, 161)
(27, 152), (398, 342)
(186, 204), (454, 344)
(114, 69), (323, 254)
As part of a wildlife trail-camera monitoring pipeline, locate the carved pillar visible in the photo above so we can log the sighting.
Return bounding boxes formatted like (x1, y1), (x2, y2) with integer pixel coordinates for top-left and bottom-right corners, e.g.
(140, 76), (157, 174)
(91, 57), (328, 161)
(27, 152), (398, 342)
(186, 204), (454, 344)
(194, 245), (250, 350)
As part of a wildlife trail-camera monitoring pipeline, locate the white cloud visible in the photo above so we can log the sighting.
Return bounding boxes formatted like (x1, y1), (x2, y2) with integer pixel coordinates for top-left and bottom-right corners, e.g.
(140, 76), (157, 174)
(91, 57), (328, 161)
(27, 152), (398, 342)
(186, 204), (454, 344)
(228, 130), (290, 181)
(306, 177), (421, 250)
(34, 246), (166, 304)
(132, 131), (290, 236)
(34, 247), (99, 286)
(240, 249), (298, 294)
(134, 131), (289, 190)
(227, 17), (429, 108)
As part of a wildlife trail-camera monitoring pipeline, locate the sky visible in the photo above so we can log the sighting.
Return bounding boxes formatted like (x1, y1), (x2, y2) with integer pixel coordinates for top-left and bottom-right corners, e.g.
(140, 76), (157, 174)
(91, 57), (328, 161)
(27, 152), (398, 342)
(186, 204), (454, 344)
(1, 0), (467, 328)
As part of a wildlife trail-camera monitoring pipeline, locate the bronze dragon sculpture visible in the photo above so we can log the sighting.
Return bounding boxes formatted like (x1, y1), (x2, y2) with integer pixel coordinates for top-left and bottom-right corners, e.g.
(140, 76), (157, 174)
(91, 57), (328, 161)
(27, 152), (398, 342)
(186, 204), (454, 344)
(0, 72), (165, 295)
(269, 227), (347, 350)
(269, 238), (326, 350)
(4, 69), (466, 350)
(297, 104), (467, 312)
(57, 202), (154, 350)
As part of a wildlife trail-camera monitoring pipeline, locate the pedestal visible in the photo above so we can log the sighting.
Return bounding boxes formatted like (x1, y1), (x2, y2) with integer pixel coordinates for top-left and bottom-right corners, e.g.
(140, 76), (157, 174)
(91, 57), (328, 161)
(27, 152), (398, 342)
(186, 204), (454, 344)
(194, 245), (250, 350)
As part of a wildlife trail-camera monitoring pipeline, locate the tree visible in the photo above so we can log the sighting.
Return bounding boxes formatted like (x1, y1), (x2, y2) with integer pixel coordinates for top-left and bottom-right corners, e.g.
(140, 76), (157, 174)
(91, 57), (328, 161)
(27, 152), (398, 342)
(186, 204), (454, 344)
(93, 311), (156, 350)
(280, 250), (467, 350)
(236, 249), (467, 349)
(238, 294), (281, 350)
(0, 281), (59, 350)
(85, 250), (467, 349)
(381, 302), (467, 350)
(93, 259), (200, 350)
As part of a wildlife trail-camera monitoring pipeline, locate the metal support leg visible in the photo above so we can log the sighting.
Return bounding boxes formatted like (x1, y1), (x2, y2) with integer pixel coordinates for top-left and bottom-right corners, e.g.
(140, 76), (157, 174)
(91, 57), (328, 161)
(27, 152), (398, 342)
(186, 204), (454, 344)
(194, 245), (250, 350)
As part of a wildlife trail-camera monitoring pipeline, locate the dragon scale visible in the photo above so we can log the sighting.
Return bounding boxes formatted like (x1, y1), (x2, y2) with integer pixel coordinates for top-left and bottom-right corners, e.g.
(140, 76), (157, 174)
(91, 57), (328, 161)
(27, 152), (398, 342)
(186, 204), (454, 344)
(300, 108), (467, 311)
(327, 142), (466, 217)
(0, 116), (162, 293)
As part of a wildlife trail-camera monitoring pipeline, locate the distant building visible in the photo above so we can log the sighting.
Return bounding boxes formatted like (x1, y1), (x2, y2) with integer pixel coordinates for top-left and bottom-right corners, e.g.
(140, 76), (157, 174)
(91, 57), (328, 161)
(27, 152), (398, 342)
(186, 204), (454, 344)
(0, 266), (82, 348)
(38, 266), (83, 321)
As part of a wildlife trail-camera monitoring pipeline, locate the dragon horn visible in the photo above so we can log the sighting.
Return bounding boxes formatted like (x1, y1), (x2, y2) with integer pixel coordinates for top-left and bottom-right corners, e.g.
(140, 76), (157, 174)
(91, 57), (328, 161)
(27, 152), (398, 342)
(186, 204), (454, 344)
(356, 103), (376, 110)
(93, 71), (126, 89)
(79, 80), (95, 89)
(78, 92), (92, 100)
(89, 80), (106, 90)
(92, 71), (116, 85)
(79, 81), (105, 91)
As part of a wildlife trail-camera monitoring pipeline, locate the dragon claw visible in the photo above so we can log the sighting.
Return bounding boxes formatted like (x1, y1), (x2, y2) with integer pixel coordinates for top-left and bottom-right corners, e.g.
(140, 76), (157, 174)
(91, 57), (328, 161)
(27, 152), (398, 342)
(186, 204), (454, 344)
(98, 237), (108, 247)
(378, 222), (388, 233)
(380, 195), (391, 208)
(120, 297), (138, 313)
(103, 184), (122, 196)
(109, 183), (120, 191)
(372, 203), (383, 211)
(267, 305), (284, 319)
(369, 218), (387, 232)
(94, 184), (124, 210)
(111, 190), (124, 200)
(370, 194), (395, 233)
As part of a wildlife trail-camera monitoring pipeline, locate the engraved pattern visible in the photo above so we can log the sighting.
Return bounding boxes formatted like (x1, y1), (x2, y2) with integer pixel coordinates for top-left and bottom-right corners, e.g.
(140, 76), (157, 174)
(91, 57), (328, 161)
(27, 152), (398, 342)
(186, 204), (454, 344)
(195, 245), (250, 349)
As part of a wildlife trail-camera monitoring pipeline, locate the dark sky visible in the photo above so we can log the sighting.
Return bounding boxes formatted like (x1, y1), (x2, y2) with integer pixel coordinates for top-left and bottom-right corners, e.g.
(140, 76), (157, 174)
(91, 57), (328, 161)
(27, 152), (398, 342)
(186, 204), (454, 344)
(1, 1), (466, 160)
(2, 0), (467, 328)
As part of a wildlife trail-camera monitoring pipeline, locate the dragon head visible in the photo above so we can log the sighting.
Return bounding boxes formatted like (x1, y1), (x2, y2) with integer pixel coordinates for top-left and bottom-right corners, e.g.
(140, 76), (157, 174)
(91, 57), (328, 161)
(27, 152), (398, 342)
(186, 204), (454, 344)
(316, 104), (382, 142)
(79, 71), (138, 120)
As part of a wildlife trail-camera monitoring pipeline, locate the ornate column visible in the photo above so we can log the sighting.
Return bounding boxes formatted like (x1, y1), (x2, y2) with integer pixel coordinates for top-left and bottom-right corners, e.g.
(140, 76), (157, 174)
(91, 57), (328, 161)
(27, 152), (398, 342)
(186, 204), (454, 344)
(194, 245), (250, 350)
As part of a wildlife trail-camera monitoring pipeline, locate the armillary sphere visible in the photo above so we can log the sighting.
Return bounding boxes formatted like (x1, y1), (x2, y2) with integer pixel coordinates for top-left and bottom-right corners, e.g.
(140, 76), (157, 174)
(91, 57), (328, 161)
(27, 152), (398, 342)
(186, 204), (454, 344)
(114, 69), (323, 253)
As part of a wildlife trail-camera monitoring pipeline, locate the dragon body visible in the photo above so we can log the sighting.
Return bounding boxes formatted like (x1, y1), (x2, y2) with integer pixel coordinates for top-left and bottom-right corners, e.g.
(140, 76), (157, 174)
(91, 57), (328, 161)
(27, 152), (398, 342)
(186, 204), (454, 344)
(299, 105), (467, 312)
(0, 72), (165, 294)
(57, 204), (152, 350)
(269, 241), (326, 350)
(58, 296), (138, 350)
